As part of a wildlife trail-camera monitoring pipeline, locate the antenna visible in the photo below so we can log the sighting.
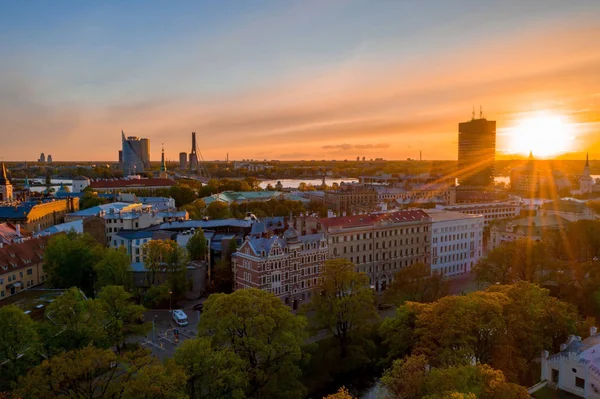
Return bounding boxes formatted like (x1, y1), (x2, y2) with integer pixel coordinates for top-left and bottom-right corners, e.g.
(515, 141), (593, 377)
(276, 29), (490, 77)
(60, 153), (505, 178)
(472, 106), (475, 120)
(480, 105), (483, 119)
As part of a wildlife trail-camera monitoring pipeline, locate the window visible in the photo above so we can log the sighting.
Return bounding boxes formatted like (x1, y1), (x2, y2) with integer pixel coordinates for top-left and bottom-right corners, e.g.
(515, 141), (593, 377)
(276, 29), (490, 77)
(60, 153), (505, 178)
(575, 377), (585, 389)
(27, 268), (32, 275)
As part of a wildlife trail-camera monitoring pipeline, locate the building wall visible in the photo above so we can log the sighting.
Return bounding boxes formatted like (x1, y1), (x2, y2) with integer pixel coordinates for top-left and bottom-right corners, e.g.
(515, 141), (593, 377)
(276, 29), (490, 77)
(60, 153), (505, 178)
(431, 215), (484, 276)
(324, 186), (378, 214)
(324, 219), (431, 291)
(457, 118), (496, 187)
(233, 235), (328, 309)
(435, 201), (521, 227)
(25, 198), (80, 232)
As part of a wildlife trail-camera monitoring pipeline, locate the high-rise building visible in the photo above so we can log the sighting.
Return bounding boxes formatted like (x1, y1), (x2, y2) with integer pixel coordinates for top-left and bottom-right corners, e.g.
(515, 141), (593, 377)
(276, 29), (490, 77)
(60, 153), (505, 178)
(179, 152), (187, 170)
(118, 150), (123, 164)
(121, 131), (151, 175)
(39, 153), (45, 163)
(457, 115), (496, 187)
(47, 154), (53, 163)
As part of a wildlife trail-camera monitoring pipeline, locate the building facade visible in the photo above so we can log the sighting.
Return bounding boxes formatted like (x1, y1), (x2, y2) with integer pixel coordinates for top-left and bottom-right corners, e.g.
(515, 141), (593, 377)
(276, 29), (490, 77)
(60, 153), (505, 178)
(232, 228), (328, 310)
(0, 161), (13, 202)
(488, 214), (570, 251)
(0, 236), (50, 300)
(121, 131), (150, 174)
(321, 210), (432, 291)
(324, 184), (378, 214)
(0, 198), (79, 232)
(457, 116), (496, 187)
(580, 153), (595, 195)
(427, 209), (484, 277)
(89, 177), (176, 193)
(435, 201), (521, 227)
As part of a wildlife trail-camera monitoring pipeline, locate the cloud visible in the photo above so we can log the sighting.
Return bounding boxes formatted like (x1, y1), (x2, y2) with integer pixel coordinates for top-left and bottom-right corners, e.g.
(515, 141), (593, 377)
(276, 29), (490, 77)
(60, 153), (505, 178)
(322, 143), (391, 151)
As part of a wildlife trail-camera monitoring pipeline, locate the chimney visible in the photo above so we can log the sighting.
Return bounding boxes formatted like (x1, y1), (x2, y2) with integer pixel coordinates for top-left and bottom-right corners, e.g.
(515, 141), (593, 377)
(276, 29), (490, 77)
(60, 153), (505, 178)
(591, 326), (598, 337)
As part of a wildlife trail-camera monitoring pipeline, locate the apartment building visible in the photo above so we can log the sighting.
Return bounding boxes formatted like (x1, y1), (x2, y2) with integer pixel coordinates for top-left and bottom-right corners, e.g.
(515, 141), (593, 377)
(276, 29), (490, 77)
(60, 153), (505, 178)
(435, 201), (521, 227)
(321, 210), (432, 291)
(427, 209), (484, 277)
(324, 184), (378, 214)
(232, 228), (328, 310)
(0, 236), (50, 300)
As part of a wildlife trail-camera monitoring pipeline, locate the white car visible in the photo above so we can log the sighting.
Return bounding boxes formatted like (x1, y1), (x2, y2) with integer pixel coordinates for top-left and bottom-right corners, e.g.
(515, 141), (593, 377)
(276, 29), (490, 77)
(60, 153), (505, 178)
(172, 309), (189, 326)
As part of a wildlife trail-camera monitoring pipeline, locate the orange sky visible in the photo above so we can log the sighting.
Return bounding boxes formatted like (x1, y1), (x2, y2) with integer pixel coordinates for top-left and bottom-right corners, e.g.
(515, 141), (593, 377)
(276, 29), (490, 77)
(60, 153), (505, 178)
(1, 2), (599, 162)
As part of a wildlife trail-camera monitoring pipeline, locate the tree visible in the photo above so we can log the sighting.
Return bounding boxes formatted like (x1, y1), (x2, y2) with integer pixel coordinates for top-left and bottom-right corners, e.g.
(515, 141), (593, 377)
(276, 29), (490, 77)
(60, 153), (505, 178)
(323, 387), (354, 399)
(199, 289), (308, 398)
(96, 285), (149, 352)
(473, 240), (553, 286)
(122, 362), (188, 399)
(206, 201), (230, 219)
(0, 306), (39, 391)
(43, 232), (105, 296)
(186, 229), (207, 261)
(44, 287), (107, 351)
(80, 191), (109, 210)
(181, 199), (206, 220)
(381, 355), (529, 399)
(309, 259), (378, 357)
(173, 337), (247, 399)
(143, 240), (189, 295)
(384, 263), (448, 305)
(169, 185), (197, 207)
(94, 248), (133, 290)
(15, 347), (157, 399)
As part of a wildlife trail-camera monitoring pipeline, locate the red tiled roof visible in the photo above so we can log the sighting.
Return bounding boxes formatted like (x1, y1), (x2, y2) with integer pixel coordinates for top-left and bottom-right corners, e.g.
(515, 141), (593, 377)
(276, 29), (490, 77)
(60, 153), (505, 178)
(320, 210), (431, 230)
(0, 236), (50, 274)
(90, 178), (176, 189)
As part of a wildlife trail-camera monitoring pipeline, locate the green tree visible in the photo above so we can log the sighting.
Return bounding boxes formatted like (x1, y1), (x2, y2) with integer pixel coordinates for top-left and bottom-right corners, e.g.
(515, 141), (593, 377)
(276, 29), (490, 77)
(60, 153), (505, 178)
(122, 362), (188, 399)
(143, 240), (189, 295)
(96, 285), (149, 352)
(473, 240), (553, 286)
(181, 199), (206, 220)
(44, 232), (105, 296)
(199, 289), (308, 399)
(44, 287), (107, 351)
(173, 337), (247, 399)
(205, 201), (230, 219)
(80, 191), (109, 210)
(169, 185), (197, 207)
(186, 229), (207, 261)
(384, 263), (448, 306)
(94, 247), (133, 290)
(309, 259), (378, 357)
(0, 306), (40, 391)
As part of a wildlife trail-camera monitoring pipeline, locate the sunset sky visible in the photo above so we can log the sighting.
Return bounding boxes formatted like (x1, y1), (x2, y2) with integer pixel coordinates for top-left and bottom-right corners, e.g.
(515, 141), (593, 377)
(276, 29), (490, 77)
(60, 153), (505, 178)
(1, 0), (599, 162)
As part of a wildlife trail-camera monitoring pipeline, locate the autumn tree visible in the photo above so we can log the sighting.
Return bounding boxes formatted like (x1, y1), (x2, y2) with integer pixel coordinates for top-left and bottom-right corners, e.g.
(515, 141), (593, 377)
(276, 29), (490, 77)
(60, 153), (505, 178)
(181, 199), (206, 220)
(0, 306), (40, 391)
(43, 232), (105, 296)
(323, 387), (354, 399)
(121, 362), (188, 399)
(173, 337), (247, 399)
(199, 289), (308, 399)
(384, 262), (448, 305)
(309, 258), (378, 357)
(94, 247), (133, 290)
(205, 201), (230, 219)
(96, 285), (149, 352)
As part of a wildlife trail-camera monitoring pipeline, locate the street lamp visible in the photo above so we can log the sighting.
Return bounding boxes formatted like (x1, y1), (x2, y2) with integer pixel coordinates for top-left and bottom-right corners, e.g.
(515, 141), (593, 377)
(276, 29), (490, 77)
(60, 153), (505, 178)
(169, 291), (173, 313)
(152, 314), (157, 357)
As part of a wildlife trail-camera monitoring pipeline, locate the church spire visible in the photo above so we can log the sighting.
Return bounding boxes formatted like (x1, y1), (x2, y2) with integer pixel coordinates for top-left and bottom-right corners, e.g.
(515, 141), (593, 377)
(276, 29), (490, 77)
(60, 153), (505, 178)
(0, 161), (9, 184)
(586, 152), (590, 168)
(159, 144), (168, 179)
(529, 150), (533, 160)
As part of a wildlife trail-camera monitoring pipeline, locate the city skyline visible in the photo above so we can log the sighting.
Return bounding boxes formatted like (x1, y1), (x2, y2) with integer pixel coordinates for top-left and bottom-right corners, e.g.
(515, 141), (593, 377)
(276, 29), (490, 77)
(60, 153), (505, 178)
(1, 1), (600, 161)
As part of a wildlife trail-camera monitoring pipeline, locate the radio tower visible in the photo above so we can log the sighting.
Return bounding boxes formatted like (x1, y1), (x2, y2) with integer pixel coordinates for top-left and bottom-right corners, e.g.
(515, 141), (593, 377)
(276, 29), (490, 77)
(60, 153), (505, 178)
(189, 132), (210, 179)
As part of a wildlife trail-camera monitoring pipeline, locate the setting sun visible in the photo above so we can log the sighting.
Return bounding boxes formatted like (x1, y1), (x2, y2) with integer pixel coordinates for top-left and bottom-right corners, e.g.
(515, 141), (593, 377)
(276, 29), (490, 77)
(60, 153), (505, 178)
(506, 112), (575, 158)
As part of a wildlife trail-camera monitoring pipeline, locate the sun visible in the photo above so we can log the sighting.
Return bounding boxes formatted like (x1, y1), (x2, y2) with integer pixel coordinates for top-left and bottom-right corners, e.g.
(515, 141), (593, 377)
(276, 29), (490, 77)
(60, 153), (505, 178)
(506, 112), (574, 158)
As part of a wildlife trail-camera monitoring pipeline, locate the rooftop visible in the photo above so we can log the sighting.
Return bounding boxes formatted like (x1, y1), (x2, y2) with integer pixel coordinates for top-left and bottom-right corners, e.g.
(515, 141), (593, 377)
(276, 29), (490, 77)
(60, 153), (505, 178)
(37, 219), (83, 236)
(115, 230), (155, 240)
(90, 178), (176, 189)
(0, 236), (51, 274)
(320, 210), (431, 230)
(425, 209), (483, 222)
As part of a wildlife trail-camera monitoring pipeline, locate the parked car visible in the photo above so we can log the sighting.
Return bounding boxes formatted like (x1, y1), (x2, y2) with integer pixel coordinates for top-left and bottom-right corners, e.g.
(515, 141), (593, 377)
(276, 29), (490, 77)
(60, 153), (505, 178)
(378, 303), (393, 310)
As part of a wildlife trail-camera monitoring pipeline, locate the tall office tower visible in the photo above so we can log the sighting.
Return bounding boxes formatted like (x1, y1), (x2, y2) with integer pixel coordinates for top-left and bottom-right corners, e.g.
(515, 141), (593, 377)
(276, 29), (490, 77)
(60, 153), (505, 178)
(179, 152), (187, 170)
(458, 113), (496, 187)
(47, 154), (53, 163)
(121, 131), (150, 175)
(39, 153), (45, 163)
(118, 150), (123, 164)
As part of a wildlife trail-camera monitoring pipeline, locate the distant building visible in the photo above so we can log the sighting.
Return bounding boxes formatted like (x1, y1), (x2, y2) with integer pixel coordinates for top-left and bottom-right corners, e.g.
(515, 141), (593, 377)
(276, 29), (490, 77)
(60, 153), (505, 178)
(0, 236), (51, 300)
(233, 228), (328, 309)
(0, 162), (13, 202)
(580, 153), (595, 195)
(458, 115), (496, 187)
(39, 153), (45, 163)
(89, 177), (176, 193)
(321, 210), (432, 291)
(202, 191), (283, 206)
(118, 150), (123, 165)
(539, 199), (596, 222)
(435, 200), (521, 227)
(427, 209), (484, 277)
(121, 131), (150, 174)
(488, 214), (570, 251)
(179, 152), (187, 170)
(47, 154), (53, 163)
(324, 184), (378, 214)
(71, 176), (91, 193)
(159, 146), (168, 179)
(0, 198), (78, 233)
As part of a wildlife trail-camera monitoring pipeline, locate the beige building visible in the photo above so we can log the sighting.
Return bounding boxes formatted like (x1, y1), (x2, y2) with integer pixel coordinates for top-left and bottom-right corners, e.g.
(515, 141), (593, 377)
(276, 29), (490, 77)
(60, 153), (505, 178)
(0, 236), (50, 300)
(539, 199), (596, 222)
(321, 210), (432, 291)
(435, 200), (521, 227)
(324, 184), (378, 214)
(0, 198), (79, 232)
(488, 214), (570, 251)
